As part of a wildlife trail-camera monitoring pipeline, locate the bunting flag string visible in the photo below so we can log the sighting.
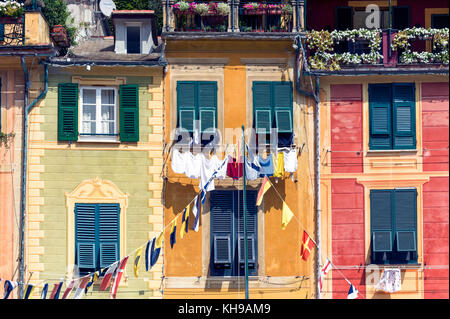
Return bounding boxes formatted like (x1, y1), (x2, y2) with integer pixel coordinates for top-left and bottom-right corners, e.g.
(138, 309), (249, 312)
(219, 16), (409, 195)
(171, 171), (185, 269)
(180, 205), (190, 239)
(40, 283), (48, 299)
(3, 280), (18, 299)
(133, 247), (144, 278)
(24, 284), (35, 299)
(110, 256), (129, 299)
(99, 261), (119, 292)
(73, 276), (90, 299)
(170, 218), (177, 248)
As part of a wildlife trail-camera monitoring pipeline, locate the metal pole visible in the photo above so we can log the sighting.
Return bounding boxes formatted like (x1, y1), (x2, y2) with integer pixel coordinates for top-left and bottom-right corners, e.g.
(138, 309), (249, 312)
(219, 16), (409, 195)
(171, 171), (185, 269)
(314, 76), (321, 299)
(242, 125), (249, 299)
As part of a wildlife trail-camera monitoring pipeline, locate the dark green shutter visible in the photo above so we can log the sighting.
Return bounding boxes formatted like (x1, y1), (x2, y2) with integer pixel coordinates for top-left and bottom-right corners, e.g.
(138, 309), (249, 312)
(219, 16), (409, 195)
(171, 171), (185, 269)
(0, 23), (4, 42)
(237, 191), (258, 265)
(119, 84), (139, 142)
(177, 82), (196, 133)
(253, 82), (272, 134)
(198, 82), (217, 133)
(273, 82), (293, 133)
(211, 191), (233, 268)
(370, 190), (393, 252)
(98, 204), (120, 268)
(58, 83), (79, 141)
(393, 83), (416, 149)
(394, 189), (417, 252)
(369, 84), (393, 150)
(75, 204), (96, 269)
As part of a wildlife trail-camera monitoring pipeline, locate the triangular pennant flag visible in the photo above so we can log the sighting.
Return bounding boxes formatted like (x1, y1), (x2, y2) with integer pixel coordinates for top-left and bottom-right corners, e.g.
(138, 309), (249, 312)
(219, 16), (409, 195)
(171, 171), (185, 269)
(300, 230), (316, 261)
(134, 246), (143, 278)
(49, 281), (63, 299)
(169, 218), (177, 248)
(3, 280), (18, 299)
(151, 232), (163, 266)
(73, 276), (91, 299)
(40, 283), (48, 299)
(256, 176), (271, 206)
(281, 202), (294, 230)
(109, 256), (129, 299)
(145, 238), (154, 271)
(99, 261), (119, 291)
(24, 284), (35, 299)
(319, 259), (332, 294)
(180, 205), (190, 239)
(347, 283), (359, 299)
(192, 194), (201, 232)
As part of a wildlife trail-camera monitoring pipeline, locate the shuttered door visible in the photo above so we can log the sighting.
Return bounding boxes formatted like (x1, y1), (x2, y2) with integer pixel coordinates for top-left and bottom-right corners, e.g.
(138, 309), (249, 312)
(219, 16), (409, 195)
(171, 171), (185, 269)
(210, 191), (234, 276)
(369, 84), (393, 150)
(75, 204), (96, 269)
(98, 204), (120, 268)
(58, 83), (79, 141)
(370, 190), (393, 253)
(393, 83), (416, 149)
(119, 84), (139, 142)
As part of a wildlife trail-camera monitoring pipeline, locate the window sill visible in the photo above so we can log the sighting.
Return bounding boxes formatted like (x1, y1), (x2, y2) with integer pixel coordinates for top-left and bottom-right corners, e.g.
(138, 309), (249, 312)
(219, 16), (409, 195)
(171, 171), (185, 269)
(77, 136), (120, 143)
(366, 149), (418, 157)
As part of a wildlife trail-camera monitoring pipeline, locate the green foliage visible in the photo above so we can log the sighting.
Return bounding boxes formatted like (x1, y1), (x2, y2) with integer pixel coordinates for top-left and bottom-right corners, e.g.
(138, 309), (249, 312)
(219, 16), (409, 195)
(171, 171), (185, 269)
(41, 0), (77, 44)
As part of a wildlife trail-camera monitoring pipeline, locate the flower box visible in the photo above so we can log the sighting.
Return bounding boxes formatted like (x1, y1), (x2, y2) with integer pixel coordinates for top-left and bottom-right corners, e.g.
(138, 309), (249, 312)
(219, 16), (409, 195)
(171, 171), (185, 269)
(51, 25), (70, 47)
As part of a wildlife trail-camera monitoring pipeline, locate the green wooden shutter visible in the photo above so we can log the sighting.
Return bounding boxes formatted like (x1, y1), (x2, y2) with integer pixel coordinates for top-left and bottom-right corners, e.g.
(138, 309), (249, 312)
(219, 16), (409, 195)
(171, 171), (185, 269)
(369, 84), (393, 150)
(394, 189), (417, 252)
(198, 82), (217, 133)
(370, 190), (393, 252)
(237, 191), (258, 266)
(58, 83), (79, 141)
(273, 82), (293, 133)
(177, 81), (196, 133)
(393, 83), (416, 149)
(119, 84), (139, 142)
(253, 82), (272, 134)
(75, 204), (96, 269)
(98, 204), (120, 268)
(210, 191), (233, 271)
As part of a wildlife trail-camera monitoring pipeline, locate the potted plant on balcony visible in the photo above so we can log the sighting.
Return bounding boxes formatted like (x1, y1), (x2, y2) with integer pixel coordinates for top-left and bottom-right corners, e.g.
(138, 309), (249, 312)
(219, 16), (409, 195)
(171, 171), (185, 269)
(243, 2), (258, 15)
(281, 4), (292, 15)
(0, 0), (24, 22)
(216, 2), (230, 16)
(268, 4), (281, 15)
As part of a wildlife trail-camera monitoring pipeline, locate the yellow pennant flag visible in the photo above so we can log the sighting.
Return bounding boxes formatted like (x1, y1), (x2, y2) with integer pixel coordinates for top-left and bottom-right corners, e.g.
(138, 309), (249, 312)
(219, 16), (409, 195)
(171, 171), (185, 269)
(256, 176), (272, 206)
(155, 231), (164, 249)
(180, 204), (190, 239)
(281, 202), (294, 230)
(133, 246), (143, 278)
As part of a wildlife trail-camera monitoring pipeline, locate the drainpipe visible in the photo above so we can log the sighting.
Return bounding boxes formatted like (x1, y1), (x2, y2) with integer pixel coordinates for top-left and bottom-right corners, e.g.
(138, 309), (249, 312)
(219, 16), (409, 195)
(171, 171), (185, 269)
(18, 57), (49, 299)
(231, 0), (234, 32)
(166, 0), (170, 32)
(293, 35), (321, 299)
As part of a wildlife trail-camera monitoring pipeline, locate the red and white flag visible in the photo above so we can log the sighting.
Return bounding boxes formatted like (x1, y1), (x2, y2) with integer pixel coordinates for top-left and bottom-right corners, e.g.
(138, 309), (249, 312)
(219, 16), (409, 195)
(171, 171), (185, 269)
(99, 261), (119, 291)
(319, 259), (332, 293)
(109, 256), (129, 299)
(73, 276), (91, 299)
(61, 279), (76, 299)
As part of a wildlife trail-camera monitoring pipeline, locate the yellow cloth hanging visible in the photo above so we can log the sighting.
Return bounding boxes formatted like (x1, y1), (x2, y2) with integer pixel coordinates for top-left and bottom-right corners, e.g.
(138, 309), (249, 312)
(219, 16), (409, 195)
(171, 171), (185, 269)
(273, 152), (285, 177)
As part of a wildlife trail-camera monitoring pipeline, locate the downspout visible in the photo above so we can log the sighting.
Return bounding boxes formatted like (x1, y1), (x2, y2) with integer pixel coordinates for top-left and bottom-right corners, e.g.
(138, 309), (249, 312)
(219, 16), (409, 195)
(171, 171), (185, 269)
(19, 57), (49, 299)
(293, 35), (321, 299)
(231, 0), (234, 32)
(166, 0), (170, 32)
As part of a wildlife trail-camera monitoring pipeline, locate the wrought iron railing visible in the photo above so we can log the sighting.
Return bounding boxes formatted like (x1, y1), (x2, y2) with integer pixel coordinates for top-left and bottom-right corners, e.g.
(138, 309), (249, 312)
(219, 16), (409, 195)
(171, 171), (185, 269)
(0, 15), (25, 46)
(239, 1), (293, 33)
(172, 1), (229, 32)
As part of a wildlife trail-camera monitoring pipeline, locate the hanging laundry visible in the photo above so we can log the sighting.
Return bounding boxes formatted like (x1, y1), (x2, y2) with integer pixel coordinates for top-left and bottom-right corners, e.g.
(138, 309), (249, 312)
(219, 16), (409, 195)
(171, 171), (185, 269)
(227, 157), (243, 180)
(245, 157), (259, 180)
(258, 155), (274, 177)
(283, 149), (298, 173)
(171, 148), (187, 174)
(376, 268), (402, 293)
(200, 154), (222, 191)
(215, 155), (230, 180)
(273, 152), (285, 178)
(185, 153), (203, 179)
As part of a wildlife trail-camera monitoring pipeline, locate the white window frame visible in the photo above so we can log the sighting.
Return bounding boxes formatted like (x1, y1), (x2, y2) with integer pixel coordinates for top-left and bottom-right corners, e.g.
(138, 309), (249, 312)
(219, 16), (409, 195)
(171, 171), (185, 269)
(79, 86), (119, 143)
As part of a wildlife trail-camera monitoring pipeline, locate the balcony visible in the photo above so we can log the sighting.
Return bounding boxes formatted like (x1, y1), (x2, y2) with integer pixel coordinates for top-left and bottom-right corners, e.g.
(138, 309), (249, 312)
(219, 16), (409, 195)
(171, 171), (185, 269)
(163, 0), (304, 34)
(0, 15), (25, 46)
(304, 27), (449, 73)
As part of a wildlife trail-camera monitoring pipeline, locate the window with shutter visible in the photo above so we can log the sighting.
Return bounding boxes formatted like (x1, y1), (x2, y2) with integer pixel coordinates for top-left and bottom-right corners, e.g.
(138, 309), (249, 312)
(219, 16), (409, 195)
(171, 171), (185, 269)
(210, 190), (258, 276)
(58, 83), (79, 141)
(369, 83), (416, 150)
(75, 203), (120, 274)
(119, 84), (139, 142)
(370, 189), (417, 264)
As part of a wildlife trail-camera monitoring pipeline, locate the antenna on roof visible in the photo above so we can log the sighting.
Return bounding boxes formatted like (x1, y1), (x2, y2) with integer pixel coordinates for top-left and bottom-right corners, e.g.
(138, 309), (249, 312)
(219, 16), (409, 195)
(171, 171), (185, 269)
(99, 0), (116, 17)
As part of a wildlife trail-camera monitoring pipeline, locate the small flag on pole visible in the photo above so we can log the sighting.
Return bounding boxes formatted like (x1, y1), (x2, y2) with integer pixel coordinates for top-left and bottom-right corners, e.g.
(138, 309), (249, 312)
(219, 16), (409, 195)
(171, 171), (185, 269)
(24, 284), (35, 299)
(319, 259), (332, 294)
(3, 280), (18, 299)
(192, 194), (201, 232)
(41, 283), (48, 299)
(180, 205), (190, 239)
(281, 202), (294, 230)
(347, 283), (359, 299)
(256, 176), (271, 206)
(300, 230), (315, 261)
(109, 256), (129, 299)
(169, 218), (177, 248)
(73, 276), (91, 299)
(49, 281), (63, 299)
(99, 261), (119, 291)
(133, 246), (143, 278)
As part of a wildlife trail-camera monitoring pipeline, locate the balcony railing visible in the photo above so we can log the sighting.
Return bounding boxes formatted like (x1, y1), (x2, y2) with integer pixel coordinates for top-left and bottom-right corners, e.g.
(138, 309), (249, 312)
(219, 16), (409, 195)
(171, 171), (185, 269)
(0, 15), (25, 46)
(239, 1), (293, 33)
(172, 1), (229, 32)
(305, 28), (449, 71)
